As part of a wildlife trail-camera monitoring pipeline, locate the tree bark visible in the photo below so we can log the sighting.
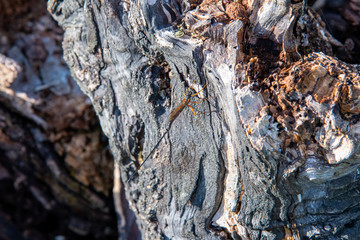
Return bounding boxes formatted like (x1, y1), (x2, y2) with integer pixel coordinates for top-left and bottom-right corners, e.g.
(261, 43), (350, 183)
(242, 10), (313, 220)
(48, 0), (360, 239)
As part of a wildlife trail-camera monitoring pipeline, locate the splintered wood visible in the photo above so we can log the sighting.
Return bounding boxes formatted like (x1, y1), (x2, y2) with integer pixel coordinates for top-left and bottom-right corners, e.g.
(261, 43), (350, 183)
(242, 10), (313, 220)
(235, 52), (360, 179)
(184, 0), (248, 40)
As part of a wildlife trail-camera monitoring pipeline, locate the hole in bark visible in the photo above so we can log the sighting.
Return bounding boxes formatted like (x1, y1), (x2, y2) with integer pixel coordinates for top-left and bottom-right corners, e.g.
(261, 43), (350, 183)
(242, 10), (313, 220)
(344, 220), (356, 228)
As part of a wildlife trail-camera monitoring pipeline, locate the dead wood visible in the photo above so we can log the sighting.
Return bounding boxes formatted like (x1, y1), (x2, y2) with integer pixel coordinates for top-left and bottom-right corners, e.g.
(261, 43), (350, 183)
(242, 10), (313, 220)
(47, 0), (360, 239)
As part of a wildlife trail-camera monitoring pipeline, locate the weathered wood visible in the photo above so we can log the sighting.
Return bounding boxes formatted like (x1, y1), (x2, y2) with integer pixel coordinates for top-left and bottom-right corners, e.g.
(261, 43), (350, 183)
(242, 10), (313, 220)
(48, 0), (360, 239)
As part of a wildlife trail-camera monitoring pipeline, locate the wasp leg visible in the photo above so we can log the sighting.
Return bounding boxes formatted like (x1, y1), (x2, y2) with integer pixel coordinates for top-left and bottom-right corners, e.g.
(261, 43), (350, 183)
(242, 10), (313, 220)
(191, 83), (208, 97)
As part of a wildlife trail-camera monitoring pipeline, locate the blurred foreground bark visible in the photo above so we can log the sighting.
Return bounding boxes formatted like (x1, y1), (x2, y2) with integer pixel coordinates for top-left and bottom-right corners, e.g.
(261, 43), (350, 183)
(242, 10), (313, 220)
(47, 0), (360, 239)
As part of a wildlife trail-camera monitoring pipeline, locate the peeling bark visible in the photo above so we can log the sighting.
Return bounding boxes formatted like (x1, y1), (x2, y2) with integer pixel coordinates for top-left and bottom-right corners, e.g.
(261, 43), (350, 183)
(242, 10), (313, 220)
(48, 0), (360, 239)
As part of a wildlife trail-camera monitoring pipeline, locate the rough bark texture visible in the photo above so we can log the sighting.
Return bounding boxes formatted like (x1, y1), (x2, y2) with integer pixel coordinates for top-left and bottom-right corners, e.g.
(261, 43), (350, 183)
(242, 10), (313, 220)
(0, 1), (136, 239)
(48, 0), (360, 239)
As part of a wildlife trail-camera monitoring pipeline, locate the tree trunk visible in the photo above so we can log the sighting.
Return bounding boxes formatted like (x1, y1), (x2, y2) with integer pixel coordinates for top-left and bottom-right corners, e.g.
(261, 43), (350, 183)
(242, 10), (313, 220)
(48, 0), (360, 239)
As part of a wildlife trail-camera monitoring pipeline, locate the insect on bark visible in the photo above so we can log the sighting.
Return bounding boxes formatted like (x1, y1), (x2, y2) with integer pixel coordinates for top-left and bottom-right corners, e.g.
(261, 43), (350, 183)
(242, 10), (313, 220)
(128, 82), (209, 182)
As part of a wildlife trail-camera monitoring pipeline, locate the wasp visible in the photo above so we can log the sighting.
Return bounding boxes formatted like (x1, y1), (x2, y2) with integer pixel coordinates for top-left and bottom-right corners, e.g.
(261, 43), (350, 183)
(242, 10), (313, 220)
(128, 82), (209, 181)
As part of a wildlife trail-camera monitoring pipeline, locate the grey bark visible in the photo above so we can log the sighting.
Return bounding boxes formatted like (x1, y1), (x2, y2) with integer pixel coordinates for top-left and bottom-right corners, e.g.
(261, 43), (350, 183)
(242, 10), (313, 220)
(48, 0), (360, 239)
